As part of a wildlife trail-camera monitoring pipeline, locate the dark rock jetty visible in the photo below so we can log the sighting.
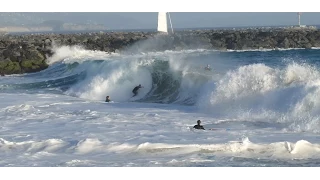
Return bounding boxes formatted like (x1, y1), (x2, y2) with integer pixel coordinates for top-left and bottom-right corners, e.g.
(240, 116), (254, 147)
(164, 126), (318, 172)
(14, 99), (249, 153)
(1, 28), (320, 75)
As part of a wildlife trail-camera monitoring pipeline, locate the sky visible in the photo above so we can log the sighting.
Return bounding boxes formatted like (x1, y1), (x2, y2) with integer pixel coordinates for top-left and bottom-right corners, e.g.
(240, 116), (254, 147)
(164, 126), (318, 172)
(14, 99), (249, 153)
(1, 12), (320, 30)
(92, 12), (320, 29)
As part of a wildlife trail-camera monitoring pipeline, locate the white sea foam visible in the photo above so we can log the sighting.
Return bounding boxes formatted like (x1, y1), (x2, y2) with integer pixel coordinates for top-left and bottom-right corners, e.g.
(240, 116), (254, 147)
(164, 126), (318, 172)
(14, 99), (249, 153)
(0, 93), (320, 166)
(2, 46), (320, 166)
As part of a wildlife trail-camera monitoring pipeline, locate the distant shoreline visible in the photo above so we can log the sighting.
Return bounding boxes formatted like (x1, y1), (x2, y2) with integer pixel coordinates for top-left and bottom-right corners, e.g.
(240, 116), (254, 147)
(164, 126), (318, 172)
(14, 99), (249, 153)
(2, 24), (320, 35)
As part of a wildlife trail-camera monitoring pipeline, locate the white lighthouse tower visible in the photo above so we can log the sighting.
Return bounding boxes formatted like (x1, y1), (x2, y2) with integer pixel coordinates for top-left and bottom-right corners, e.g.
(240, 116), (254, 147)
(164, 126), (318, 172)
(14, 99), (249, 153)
(297, 12), (306, 28)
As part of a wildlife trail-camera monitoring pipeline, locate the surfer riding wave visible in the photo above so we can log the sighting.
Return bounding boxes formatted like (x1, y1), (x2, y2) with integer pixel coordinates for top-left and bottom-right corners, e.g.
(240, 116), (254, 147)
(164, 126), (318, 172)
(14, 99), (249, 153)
(132, 84), (143, 97)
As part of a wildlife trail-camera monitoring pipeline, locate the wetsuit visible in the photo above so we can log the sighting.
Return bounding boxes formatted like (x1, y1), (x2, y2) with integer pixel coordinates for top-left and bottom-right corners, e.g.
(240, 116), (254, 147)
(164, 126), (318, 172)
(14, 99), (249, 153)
(193, 125), (205, 130)
(132, 86), (141, 97)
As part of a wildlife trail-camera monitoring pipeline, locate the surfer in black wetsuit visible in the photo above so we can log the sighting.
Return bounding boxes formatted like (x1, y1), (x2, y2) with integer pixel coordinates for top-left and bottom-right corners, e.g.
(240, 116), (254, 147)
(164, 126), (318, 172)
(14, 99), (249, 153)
(105, 96), (111, 102)
(132, 84), (143, 97)
(193, 120), (205, 130)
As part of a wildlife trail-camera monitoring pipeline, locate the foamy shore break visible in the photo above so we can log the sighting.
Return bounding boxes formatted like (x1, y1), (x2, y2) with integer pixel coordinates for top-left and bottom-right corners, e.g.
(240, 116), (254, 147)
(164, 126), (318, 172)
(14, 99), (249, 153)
(1, 28), (320, 75)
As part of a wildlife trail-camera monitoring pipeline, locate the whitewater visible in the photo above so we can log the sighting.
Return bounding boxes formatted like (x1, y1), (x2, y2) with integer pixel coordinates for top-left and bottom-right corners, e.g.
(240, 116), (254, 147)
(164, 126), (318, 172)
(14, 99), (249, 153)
(1, 43), (320, 167)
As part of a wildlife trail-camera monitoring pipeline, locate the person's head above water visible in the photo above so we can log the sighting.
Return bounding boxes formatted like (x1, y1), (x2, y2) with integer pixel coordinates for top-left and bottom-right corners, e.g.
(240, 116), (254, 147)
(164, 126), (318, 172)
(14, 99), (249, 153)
(197, 120), (201, 125)
(138, 84), (141, 87)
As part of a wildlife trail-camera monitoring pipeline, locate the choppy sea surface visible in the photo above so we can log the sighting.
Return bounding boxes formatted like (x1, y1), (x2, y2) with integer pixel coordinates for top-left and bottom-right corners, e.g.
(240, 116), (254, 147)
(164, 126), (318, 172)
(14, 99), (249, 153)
(1, 44), (320, 166)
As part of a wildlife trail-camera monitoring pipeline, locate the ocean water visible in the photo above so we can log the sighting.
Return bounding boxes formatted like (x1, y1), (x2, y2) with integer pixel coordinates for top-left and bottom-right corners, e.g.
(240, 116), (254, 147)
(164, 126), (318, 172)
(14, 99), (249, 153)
(1, 44), (320, 167)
